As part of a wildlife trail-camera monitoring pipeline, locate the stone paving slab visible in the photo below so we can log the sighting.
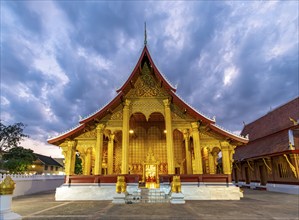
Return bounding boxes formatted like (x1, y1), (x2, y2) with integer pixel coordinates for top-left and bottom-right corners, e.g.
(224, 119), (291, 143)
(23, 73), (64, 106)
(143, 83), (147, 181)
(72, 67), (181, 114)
(11, 189), (299, 220)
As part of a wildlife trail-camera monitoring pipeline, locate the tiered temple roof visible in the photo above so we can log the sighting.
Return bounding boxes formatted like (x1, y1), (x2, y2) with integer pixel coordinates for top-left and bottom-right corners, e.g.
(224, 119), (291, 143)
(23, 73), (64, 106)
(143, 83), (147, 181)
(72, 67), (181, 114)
(48, 45), (248, 145)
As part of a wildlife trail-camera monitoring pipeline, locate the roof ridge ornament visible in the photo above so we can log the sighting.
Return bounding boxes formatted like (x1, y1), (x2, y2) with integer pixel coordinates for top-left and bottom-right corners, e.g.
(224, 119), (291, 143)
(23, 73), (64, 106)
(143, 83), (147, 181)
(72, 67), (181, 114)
(144, 22), (147, 45)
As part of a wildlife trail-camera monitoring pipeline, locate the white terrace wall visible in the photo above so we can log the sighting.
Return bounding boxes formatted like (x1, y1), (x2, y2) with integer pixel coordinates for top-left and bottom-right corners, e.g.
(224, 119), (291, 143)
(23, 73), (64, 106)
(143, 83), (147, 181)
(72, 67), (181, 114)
(0, 174), (65, 197)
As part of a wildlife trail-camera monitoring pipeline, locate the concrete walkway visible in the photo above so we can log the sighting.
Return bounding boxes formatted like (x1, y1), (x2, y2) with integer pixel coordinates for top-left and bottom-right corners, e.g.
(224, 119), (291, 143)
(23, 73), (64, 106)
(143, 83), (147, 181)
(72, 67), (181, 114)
(11, 189), (299, 220)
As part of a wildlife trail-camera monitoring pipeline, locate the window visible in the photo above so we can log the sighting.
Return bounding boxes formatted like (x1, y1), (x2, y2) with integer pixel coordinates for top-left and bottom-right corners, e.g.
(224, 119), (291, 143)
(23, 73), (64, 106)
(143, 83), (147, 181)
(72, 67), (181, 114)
(278, 163), (283, 178)
(278, 163), (289, 178)
(56, 167), (58, 171)
(51, 166), (54, 171)
(245, 167), (250, 184)
(45, 165), (48, 170)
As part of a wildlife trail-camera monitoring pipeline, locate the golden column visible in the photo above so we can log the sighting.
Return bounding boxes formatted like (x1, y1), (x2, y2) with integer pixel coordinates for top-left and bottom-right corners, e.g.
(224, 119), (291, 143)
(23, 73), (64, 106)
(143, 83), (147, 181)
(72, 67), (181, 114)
(85, 148), (92, 175)
(63, 140), (77, 175)
(121, 99), (131, 174)
(220, 141), (232, 174)
(208, 149), (216, 174)
(183, 129), (192, 174)
(94, 124), (105, 175)
(108, 133), (115, 174)
(191, 122), (203, 174)
(163, 99), (175, 174)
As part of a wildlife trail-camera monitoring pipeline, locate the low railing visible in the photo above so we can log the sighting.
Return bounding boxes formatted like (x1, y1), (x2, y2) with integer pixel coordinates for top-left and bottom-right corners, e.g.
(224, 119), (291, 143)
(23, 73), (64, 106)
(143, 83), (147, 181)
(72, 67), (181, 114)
(65, 174), (141, 184)
(0, 173), (64, 181)
(159, 174), (231, 185)
(0, 174), (65, 197)
(64, 174), (231, 185)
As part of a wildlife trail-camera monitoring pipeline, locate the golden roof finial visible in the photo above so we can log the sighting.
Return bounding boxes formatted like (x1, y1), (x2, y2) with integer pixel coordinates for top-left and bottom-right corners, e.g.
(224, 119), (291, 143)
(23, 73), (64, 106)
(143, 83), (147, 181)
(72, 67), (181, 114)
(0, 176), (15, 195)
(144, 22), (147, 45)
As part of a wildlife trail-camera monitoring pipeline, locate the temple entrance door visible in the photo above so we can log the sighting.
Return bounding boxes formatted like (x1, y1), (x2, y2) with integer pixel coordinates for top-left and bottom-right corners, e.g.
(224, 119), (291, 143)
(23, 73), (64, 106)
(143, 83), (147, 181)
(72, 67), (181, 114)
(144, 164), (157, 188)
(142, 147), (159, 188)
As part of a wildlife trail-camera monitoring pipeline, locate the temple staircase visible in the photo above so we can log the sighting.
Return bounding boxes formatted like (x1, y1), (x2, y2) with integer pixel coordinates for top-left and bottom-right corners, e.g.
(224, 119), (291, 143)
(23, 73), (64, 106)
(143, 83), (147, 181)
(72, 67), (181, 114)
(125, 188), (169, 203)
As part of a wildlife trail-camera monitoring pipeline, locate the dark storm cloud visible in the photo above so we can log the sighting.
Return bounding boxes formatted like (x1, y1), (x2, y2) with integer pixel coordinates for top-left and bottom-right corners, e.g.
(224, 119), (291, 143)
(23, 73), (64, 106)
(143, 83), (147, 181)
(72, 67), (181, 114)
(1, 0), (298, 148)
(3, 1), (42, 33)
(58, 1), (145, 55)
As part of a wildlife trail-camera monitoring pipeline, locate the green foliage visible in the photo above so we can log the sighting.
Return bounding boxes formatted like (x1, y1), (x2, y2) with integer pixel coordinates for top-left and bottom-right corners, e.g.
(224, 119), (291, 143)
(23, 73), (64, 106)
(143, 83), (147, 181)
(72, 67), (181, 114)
(0, 122), (29, 153)
(75, 153), (82, 174)
(3, 147), (37, 174)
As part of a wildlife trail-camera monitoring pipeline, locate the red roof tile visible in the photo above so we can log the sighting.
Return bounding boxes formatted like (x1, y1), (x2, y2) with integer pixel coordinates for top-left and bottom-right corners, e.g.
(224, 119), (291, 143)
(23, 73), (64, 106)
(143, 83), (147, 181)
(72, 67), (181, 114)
(234, 130), (289, 160)
(241, 97), (299, 141)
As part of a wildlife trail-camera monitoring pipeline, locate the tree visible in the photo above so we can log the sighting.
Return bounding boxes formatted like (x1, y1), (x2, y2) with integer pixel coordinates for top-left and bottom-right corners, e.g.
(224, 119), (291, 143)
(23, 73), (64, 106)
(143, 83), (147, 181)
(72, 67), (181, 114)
(2, 147), (37, 174)
(0, 122), (29, 153)
(75, 153), (83, 174)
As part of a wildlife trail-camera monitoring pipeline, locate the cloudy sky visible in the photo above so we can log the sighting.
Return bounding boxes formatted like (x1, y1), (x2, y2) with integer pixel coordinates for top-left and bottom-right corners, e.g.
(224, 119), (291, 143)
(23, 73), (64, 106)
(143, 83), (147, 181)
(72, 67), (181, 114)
(1, 1), (298, 157)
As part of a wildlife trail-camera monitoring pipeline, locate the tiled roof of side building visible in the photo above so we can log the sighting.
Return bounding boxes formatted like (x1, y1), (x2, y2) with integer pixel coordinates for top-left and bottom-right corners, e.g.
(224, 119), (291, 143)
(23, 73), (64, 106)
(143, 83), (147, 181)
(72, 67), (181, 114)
(241, 97), (299, 141)
(235, 96), (299, 161)
(35, 153), (63, 167)
(234, 130), (290, 160)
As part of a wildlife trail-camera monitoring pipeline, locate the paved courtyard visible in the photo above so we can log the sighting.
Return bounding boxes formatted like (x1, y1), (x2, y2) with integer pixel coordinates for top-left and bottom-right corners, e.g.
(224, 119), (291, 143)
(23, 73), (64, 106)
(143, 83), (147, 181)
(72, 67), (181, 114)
(11, 188), (299, 220)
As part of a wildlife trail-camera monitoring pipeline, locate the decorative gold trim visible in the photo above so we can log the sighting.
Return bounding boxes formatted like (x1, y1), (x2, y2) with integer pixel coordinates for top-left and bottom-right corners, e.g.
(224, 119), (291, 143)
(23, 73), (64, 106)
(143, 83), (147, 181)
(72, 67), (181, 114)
(262, 158), (272, 173)
(246, 160), (254, 171)
(234, 163), (241, 172)
(283, 154), (297, 178)
(289, 117), (298, 125)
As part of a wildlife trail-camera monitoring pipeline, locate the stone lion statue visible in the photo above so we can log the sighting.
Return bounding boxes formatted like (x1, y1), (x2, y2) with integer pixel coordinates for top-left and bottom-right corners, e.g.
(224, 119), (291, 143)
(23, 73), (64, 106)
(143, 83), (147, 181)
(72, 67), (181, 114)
(171, 175), (181, 193)
(116, 176), (127, 193)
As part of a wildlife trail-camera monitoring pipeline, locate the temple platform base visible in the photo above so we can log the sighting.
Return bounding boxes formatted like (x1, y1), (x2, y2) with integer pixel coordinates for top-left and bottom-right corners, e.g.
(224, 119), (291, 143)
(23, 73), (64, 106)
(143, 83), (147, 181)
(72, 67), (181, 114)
(170, 192), (185, 204)
(55, 183), (115, 200)
(181, 182), (242, 200)
(55, 183), (138, 201)
(112, 192), (127, 204)
(55, 182), (242, 201)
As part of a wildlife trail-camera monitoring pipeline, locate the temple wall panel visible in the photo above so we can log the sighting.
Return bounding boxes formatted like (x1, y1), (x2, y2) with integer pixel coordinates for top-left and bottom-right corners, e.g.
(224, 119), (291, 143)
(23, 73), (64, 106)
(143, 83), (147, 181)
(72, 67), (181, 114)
(129, 127), (146, 167)
(76, 140), (96, 152)
(147, 127), (167, 164)
(130, 98), (165, 120)
(172, 122), (191, 131)
(114, 141), (122, 174)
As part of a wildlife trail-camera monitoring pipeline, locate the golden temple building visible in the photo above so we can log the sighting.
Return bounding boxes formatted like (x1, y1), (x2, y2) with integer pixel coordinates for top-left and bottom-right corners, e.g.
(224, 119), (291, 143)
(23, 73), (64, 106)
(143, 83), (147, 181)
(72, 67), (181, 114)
(48, 37), (249, 201)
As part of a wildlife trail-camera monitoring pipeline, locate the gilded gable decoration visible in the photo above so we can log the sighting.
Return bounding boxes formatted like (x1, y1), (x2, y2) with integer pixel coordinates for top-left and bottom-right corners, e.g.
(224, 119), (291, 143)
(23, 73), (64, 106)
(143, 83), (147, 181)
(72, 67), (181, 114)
(171, 105), (193, 121)
(77, 129), (97, 139)
(126, 62), (168, 98)
(111, 110), (123, 120)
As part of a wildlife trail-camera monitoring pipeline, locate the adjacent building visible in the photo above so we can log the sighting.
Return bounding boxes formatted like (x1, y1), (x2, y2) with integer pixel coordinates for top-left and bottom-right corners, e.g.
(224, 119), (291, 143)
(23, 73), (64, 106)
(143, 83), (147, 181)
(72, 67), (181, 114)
(27, 154), (64, 175)
(233, 97), (299, 194)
